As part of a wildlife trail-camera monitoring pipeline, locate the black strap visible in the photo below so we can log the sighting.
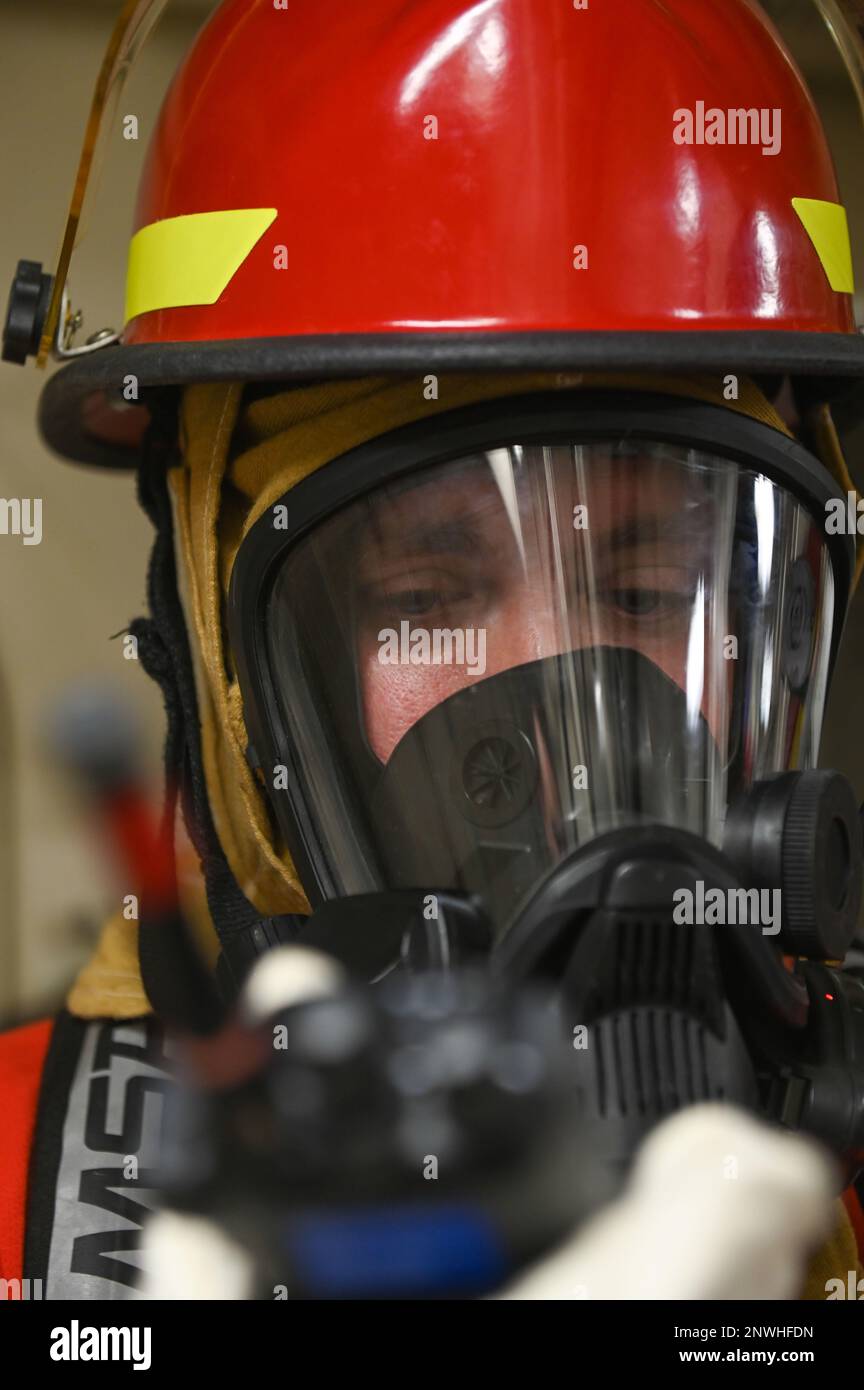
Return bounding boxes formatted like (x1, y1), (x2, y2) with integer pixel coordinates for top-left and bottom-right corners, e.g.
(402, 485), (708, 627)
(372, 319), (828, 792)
(24, 1013), (174, 1298)
(23, 1012), (88, 1286)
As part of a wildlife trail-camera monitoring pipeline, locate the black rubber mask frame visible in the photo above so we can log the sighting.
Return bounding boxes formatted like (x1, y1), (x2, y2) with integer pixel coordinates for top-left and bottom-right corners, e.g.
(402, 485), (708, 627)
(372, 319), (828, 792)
(227, 389), (856, 911)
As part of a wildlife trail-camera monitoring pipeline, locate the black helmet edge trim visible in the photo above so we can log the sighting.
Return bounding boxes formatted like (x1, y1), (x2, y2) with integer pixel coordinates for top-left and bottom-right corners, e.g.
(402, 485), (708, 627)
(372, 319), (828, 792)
(38, 330), (864, 470)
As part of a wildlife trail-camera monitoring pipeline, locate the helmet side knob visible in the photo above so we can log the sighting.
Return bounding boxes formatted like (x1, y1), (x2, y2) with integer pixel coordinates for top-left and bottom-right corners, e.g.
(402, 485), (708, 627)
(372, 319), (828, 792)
(2, 259), (53, 365)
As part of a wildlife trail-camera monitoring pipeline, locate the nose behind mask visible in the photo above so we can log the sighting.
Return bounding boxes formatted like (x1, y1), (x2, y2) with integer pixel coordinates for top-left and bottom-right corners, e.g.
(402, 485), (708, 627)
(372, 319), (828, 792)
(369, 646), (720, 935)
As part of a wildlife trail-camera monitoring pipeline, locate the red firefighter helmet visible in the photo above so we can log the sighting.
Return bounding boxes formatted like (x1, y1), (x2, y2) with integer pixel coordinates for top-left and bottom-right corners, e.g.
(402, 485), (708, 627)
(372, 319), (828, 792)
(6, 0), (864, 464)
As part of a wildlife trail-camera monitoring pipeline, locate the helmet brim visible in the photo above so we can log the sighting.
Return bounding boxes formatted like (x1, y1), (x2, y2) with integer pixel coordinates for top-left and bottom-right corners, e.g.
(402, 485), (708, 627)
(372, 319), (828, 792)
(39, 329), (864, 469)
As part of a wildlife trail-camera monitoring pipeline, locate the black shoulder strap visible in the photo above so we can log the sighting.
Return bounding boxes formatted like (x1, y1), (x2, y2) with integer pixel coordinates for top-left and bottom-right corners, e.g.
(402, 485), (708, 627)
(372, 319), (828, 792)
(24, 1011), (173, 1300)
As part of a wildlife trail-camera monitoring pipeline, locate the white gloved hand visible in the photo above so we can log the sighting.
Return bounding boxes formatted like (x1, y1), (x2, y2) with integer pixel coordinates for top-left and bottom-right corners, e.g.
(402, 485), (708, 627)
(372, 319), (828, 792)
(500, 1103), (837, 1300)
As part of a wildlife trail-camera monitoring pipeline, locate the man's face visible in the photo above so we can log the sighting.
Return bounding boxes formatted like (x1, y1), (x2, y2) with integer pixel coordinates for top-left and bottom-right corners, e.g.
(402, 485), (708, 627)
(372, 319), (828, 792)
(352, 447), (723, 762)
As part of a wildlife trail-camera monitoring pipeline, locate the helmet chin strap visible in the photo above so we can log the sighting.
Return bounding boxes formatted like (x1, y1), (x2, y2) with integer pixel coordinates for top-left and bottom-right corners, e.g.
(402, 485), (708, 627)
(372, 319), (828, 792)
(131, 407), (299, 1017)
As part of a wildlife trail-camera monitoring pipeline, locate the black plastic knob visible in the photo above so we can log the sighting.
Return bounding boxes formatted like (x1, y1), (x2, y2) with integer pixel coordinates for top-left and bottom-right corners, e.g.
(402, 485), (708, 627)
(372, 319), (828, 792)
(724, 770), (862, 960)
(781, 771), (861, 959)
(2, 259), (53, 365)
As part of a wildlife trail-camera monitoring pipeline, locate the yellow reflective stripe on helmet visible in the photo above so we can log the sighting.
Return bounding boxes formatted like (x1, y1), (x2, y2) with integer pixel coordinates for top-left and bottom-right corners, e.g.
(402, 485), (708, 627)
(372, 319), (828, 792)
(124, 208), (277, 323)
(792, 198), (855, 294)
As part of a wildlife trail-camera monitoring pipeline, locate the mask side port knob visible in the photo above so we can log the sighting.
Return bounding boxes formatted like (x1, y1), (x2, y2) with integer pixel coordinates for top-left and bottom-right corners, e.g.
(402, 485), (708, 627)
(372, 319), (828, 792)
(723, 770), (862, 960)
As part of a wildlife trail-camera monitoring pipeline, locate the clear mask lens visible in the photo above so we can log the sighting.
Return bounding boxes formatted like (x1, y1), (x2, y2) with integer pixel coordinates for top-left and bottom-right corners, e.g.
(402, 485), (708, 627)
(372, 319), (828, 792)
(264, 440), (834, 933)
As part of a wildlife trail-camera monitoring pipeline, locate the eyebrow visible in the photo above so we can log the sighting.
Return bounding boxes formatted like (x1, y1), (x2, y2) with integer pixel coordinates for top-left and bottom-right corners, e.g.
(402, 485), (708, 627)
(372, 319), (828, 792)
(370, 517), (486, 558)
(599, 511), (713, 551)
(370, 508), (710, 562)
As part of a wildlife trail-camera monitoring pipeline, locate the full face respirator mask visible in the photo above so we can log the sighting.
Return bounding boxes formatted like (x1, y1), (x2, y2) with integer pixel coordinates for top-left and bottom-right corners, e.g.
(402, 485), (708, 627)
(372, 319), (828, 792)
(228, 390), (864, 1182)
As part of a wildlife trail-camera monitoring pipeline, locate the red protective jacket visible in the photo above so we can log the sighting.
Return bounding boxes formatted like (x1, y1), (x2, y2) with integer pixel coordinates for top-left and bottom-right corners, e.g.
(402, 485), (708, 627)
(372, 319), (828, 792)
(0, 1019), (53, 1285)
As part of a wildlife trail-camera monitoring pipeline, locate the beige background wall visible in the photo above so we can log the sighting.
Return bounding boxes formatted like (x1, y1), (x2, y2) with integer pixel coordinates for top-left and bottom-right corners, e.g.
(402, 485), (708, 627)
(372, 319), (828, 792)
(0, 0), (214, 1020)
(0, 1), (863, 1021)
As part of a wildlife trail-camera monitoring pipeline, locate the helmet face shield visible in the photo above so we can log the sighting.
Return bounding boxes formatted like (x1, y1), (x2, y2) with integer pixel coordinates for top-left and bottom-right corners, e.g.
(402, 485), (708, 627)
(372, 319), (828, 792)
(229, 394), (852, 936)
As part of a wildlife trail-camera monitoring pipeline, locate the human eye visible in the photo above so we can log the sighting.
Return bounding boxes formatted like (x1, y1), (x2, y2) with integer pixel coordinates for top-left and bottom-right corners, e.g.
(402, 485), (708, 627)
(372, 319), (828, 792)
(380, 584), (462, 617)
(363, 569), (478, 621)
(604, 567), (701, 624)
